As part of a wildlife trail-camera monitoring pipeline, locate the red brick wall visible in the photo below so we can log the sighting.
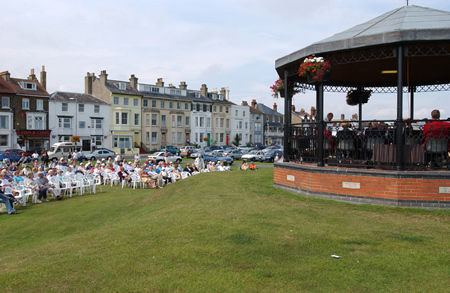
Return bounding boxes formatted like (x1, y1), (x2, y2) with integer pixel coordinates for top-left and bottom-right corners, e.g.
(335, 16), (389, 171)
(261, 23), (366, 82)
(274, 165), (450, 203)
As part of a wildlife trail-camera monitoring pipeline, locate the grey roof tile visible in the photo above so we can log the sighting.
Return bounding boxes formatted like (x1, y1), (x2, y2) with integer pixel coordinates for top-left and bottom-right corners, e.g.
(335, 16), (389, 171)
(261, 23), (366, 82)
(50, 91), (109, 105)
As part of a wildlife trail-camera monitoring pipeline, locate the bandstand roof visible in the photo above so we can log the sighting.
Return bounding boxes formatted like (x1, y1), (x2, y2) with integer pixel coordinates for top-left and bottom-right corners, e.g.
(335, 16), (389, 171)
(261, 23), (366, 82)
(276, 5), (450, 88)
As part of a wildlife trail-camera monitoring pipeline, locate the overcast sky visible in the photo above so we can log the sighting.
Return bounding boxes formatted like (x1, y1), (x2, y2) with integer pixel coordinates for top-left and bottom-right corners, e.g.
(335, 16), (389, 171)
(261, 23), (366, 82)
(1, 0), (449, 119)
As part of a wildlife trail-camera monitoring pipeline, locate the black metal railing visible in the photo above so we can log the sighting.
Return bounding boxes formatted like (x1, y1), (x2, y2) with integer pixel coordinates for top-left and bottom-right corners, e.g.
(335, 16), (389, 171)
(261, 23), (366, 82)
(287, 119), (449, 170)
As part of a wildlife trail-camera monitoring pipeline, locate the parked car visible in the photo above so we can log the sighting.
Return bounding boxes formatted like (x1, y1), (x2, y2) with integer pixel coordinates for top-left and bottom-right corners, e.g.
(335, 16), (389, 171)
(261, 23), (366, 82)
(148, 152), (182, 163)
(203, 145), (221, 153)
(190, 149), (202, 158)
(180, 146), (196, 157)
(5, 149), (32, 157)
(200, 152), (233, 165)
(0, 151), (22, 162)
(85, 148), (116, 161)
(224, 149), (243, 159)
(241, 150), (265, 161)
(238, 147), (253, 154)
(161, 145), (180, 156)
(261, 150), (283, 162)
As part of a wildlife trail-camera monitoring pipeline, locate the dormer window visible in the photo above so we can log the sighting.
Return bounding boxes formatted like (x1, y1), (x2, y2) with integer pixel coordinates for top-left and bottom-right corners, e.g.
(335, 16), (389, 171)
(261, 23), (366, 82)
(119, 82), (126, 90)
(20, 82), (37, 91)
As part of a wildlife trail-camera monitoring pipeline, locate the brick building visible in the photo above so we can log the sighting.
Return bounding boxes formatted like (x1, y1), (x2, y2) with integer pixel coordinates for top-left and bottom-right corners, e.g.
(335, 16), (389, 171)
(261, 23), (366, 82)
(0, 67), (50, 152)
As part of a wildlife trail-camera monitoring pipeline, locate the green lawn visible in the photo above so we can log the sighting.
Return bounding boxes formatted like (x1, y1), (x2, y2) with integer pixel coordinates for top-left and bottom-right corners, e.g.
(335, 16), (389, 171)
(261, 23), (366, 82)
(0, 168), (449, 292)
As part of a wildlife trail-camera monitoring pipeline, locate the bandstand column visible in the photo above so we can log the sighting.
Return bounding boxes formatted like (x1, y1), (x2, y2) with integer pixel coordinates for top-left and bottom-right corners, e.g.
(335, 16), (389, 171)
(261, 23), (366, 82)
(283, 70), (291, 162)
(316, 83), (324, 167)
(358, 103), (362, 129)
(396, 45), (404, 170)
(410, 86), (415, 120)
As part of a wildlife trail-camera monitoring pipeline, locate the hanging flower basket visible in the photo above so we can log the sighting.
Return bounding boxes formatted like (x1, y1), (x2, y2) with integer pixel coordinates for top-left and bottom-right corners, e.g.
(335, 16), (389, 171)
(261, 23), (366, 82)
(270, 79), (301, 98)
(71, 136), (80, 143)
(306, 70), (331, 84)
(346, 88), (372, 106)
(299, 56), (331, 84)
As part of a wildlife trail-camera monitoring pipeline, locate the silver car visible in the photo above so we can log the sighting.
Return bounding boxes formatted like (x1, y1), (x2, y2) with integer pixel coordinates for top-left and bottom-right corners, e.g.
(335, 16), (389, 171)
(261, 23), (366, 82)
(85, 148), (115, 161)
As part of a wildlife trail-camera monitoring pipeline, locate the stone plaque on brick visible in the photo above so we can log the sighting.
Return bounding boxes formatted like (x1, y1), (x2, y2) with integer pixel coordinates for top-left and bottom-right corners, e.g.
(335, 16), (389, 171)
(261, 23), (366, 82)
(439, 187), (450, 194)
(287, 175), (295, 182)
(342, 181), (360, 189)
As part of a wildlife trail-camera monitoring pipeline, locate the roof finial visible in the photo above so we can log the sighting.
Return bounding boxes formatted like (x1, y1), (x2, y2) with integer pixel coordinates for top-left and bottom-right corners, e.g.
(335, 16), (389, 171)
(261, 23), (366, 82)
(406, 0), (409, 6)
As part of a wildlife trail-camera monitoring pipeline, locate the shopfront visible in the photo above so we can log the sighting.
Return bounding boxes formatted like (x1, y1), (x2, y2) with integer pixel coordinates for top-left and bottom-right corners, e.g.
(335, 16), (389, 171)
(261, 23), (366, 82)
(16, 130), (51, 153)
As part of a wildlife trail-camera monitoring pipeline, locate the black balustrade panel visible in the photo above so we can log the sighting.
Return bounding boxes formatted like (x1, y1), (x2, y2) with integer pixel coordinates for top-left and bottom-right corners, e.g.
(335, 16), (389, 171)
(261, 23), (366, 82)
(288, 119), (449, 170)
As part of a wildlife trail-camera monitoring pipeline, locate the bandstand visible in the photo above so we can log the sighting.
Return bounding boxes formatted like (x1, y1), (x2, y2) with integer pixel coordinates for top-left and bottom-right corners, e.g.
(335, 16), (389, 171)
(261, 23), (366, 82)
(273, 5), (450, 208)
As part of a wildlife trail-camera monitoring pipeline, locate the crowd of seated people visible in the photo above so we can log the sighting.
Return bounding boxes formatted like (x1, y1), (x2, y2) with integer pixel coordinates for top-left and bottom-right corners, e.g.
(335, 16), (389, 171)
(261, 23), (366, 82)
(0, 154), (231, 215)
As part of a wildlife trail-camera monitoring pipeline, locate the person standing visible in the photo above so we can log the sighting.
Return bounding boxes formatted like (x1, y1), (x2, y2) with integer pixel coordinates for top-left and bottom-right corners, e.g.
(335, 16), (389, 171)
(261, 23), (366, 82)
(194, 154), (205, 171)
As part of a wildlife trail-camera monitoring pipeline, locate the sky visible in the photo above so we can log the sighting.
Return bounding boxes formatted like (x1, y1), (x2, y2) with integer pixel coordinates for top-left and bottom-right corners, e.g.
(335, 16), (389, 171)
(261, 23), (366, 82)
(1, 0), (449, 120)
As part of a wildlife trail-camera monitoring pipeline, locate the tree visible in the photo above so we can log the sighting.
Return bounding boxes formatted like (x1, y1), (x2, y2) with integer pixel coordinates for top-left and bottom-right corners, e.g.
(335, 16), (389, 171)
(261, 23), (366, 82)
(232, 134), (241, 146)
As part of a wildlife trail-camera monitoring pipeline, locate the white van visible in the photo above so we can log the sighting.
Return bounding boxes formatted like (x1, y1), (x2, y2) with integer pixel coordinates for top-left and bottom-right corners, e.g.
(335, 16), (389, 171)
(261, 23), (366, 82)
(47, 142), (82, 161)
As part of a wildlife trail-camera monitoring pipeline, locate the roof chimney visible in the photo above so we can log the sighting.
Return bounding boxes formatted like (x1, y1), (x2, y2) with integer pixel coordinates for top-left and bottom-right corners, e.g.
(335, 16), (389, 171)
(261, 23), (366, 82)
(241, 101), (248, 106)
(0, 71), (10, 82)
(220, 87), (229, 100)
(99, 70), (108, 86)
(156, 78), (164, 87)
(179, 81), (187, 90)
(40, 65), (46, 90)
(251, 99), (256, 107)
(28, 68), (36, 80)
(85, 72), (94, 94)
(129, 74), (138, 89)
(273, 102), (277, 112)
(200, 84), (208, 97)
(168, 83), (175, 88)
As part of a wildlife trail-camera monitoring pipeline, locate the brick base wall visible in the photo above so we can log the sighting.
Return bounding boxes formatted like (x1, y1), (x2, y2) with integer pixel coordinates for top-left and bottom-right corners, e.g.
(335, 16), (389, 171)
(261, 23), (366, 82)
(274, 163), (450, 208)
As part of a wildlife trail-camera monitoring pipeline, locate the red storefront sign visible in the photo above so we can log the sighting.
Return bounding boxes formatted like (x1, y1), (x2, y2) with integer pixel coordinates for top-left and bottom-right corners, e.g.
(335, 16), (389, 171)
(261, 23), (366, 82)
(16, 130), (51, 137)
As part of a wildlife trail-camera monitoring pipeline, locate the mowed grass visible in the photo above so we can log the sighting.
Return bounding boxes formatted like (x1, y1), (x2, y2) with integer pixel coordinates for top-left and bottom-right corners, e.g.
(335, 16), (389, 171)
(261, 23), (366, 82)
(0, 168), (449, 292)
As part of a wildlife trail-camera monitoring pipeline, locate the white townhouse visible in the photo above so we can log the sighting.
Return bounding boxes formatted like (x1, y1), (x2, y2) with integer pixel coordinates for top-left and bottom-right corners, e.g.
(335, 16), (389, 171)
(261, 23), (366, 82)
(231, 103), (251, 146)
(187, 89), (213, 148)
(49, 91), (111, 151)
(249, 100), (264, 145)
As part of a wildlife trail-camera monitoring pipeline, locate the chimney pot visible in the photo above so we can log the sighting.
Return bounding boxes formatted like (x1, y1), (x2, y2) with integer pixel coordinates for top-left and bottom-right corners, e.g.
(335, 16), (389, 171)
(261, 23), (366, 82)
(40, 65), (47, 90)
(251, 99), (256, 107)
(99, 70), (108, 86)
(179, 81), (187, 90)
(85, 72), (93, 94)
(28, 68), (36, 80)
(200, 84), (208, 97)
(0, 71), (10, 82)
(156, 78), (164, 87)
(129, 74), (138, 89)
(273, 102), (277, 111)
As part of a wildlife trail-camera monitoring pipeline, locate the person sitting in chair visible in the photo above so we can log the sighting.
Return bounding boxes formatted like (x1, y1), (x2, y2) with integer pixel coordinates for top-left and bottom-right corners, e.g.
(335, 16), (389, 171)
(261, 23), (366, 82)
(423, 109), (449, 148)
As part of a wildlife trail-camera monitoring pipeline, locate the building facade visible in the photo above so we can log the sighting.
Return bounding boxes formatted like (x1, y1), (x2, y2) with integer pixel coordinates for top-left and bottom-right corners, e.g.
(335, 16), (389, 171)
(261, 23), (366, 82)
(49, 91), (111, 150)
(0, 77), (15, 151)
(254, 101), (284, 146)
(187, 89), (212, 148)
(0, 67), (50, 152)
(139, 79), (191, 151)
(86, 71), (142, 155)
(248, 100), (264, 145)
(208, 86), (233, 146)
(230, 103), (250, 146)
